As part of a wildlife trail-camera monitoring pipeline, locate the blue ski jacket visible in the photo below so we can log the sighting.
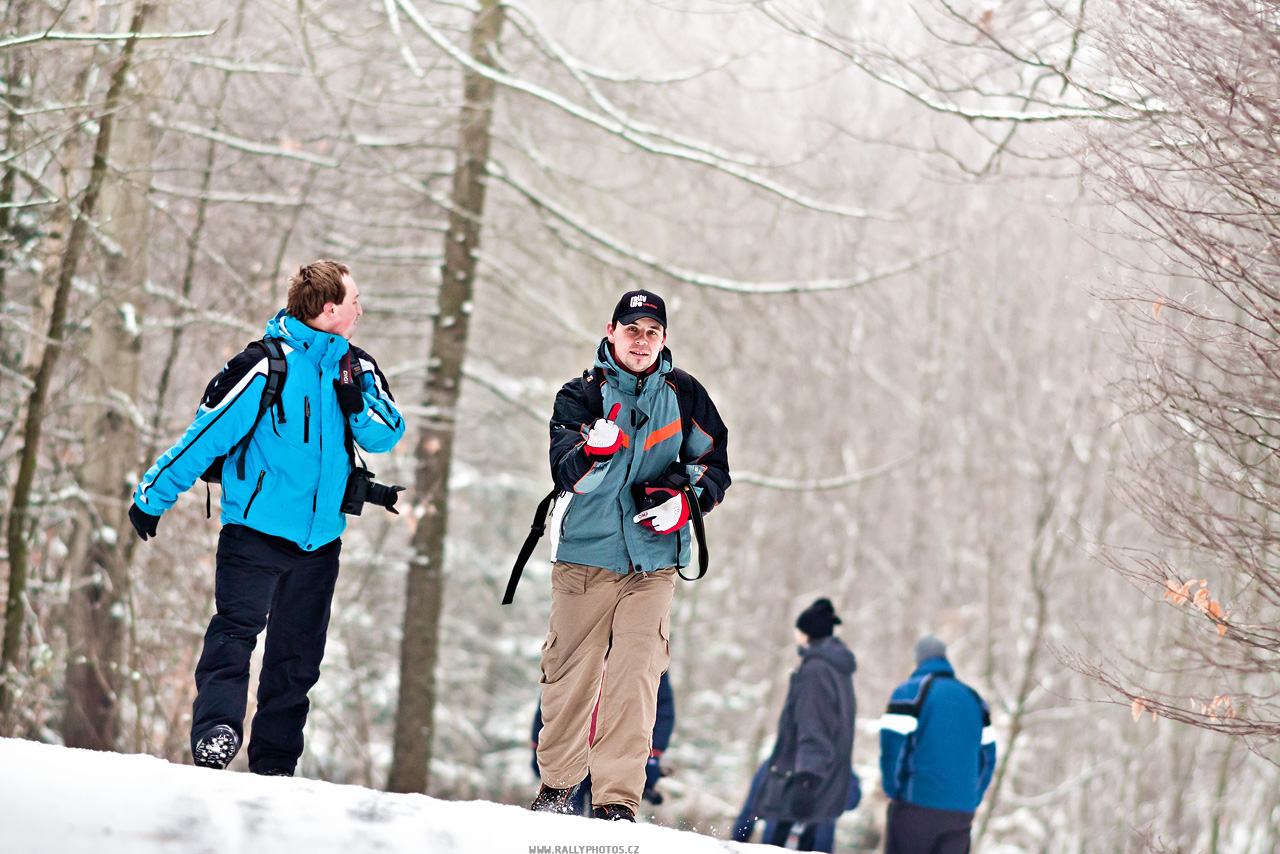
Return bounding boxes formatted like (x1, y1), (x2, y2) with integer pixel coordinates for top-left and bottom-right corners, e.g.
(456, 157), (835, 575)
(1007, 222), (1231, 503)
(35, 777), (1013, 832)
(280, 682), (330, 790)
(879, 658), (997, 813)
(548, 340), (729, 574)
(134, 310), (405, 551)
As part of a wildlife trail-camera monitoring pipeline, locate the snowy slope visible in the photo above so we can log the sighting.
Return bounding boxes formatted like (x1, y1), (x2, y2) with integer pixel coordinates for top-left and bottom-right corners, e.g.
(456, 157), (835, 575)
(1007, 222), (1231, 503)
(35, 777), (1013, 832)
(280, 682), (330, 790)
(0, 737), (755, 854)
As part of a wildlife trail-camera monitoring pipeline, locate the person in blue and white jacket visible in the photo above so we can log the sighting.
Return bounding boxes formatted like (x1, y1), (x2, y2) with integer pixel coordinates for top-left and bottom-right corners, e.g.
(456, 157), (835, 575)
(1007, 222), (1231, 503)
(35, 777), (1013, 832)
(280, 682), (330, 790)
(879, 635), (997, 854)
(130, 260), (404, 776)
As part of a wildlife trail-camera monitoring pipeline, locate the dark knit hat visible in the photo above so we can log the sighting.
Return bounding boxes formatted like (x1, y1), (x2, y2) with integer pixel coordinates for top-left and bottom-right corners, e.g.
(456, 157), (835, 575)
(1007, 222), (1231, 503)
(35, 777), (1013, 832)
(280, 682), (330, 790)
(612, 289), (667, 329)
(795, 598), (841, 640)
(914, 634), (947, 664)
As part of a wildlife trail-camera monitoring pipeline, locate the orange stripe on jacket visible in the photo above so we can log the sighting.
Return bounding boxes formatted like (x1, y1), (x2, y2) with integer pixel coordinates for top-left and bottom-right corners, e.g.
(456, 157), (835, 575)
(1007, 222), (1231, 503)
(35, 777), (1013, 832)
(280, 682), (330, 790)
(644, 418), (681, 451)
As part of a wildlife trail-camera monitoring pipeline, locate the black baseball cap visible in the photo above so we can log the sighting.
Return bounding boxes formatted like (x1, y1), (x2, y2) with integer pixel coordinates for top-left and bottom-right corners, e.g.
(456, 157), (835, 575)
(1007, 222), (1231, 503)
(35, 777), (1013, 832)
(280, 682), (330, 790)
(611, 290), (667, 329)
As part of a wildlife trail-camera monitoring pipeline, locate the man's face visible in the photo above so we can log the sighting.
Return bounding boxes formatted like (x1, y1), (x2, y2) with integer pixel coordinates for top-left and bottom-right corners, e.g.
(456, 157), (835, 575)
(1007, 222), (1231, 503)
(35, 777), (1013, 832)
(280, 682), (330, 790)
(607, 316), (666, 373)
(323, 274), (362, 339)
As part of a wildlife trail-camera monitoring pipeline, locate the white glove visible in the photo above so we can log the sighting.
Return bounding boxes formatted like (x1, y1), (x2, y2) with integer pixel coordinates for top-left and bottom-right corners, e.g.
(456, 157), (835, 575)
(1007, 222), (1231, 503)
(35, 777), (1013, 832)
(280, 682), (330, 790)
(633, 489), (690, 535)
(585, 403), (625, 460)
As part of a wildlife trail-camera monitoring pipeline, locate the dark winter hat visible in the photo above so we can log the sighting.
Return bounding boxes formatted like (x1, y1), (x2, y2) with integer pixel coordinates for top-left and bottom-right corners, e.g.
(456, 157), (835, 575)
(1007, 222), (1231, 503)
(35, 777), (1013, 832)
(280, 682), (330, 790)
(795, 598), (841, 640)
(914, 634), (947, 664)
(612, 289), (667, 329)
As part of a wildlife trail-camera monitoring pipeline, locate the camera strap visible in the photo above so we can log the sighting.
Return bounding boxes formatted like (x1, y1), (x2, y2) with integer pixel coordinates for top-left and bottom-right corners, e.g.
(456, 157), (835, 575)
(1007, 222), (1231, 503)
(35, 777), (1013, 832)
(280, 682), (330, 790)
(677, 482), (709, 582)
(338, 350), (367, 470)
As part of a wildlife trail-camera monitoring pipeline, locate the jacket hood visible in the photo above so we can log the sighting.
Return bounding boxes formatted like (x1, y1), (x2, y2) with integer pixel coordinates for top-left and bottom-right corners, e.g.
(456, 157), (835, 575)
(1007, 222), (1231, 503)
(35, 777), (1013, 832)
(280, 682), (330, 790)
(595, 338), (673, 396)
(911, 657), (955, 679)
(801, 635), (857, 675)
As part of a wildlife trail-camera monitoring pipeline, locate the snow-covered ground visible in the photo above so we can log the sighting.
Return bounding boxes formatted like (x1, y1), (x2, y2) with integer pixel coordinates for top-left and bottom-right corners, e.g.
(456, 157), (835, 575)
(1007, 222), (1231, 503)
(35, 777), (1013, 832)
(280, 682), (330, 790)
(0, 737), (755, 854)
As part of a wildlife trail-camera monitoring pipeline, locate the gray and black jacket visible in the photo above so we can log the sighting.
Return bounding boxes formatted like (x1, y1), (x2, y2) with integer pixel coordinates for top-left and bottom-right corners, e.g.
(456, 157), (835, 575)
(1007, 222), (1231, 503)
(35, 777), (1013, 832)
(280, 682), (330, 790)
(549, 340), (729, 574)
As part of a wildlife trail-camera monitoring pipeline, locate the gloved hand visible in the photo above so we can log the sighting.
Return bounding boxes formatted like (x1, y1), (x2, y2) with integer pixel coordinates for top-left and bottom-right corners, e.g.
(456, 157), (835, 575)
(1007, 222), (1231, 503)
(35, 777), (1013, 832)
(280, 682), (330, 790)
(333, 379), (365, 416)
(584, 403), (624, 460)
(633, 489), (689, 534)
(129, 503), (159, 542)
(790, 772), (820, 820)
(642, 755), (664, 805)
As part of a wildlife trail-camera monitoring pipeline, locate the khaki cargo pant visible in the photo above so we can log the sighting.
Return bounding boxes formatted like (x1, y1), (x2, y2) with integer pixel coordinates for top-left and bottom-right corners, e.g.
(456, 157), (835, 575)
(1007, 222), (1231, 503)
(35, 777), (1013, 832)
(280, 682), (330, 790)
(536, 561), (675, 811)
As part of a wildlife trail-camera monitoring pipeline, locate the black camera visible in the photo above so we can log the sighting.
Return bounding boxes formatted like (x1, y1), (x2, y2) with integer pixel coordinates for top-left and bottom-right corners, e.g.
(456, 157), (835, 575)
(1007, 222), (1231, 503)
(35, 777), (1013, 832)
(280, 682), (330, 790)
(341, 467), (405, 515)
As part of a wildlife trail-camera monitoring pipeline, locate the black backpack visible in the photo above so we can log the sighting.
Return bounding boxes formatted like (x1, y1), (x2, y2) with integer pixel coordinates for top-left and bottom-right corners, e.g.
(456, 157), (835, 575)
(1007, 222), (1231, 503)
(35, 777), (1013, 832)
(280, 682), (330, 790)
(501, 367), (707, 605)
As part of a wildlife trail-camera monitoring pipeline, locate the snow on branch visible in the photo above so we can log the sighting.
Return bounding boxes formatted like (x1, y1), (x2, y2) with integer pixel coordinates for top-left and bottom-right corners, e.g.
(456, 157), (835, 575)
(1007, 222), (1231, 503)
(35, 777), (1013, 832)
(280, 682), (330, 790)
(391, 0), (874, 218)
(753, 0), (1153, 124)
(0, 27), (216, 51)
(735, 452), (916, 491)
(503, 0), (736, 86)
(150, 118), (341, 168)
(494, 164), (928, 294)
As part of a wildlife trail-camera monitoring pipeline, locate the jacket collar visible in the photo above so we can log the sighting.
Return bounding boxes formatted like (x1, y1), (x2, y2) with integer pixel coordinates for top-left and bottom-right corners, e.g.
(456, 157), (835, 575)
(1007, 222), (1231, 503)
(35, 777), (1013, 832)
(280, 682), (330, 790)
(267, 309), (348, 368)
(595, 338), (673, 397)
(912, 657), (955, 679)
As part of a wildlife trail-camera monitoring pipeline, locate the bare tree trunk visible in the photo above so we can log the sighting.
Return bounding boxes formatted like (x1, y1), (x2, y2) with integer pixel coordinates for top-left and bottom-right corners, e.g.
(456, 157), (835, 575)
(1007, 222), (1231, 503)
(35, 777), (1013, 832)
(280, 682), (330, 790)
(0, 1), (152, 733)
(387, 0), (505, 794)
(62, 3), (160, 750)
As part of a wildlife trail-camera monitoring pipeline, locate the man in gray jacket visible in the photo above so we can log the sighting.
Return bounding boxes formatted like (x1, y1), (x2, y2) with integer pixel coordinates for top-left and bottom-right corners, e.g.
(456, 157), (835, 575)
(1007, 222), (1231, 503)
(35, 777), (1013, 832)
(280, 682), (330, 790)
(530, 290), (729, 821)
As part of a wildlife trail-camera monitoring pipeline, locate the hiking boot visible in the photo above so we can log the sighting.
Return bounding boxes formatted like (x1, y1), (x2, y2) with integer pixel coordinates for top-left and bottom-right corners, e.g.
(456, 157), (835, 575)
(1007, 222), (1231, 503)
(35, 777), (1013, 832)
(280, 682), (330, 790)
(192, 724), (240, 770)
(255, 767), (293, 777)
(530, 783), (579, 814)
(592, 804), (636, 822)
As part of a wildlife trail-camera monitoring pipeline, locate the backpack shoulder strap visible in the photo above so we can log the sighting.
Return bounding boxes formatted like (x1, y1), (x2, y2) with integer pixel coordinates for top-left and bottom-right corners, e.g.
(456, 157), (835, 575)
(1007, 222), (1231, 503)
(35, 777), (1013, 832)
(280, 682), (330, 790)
(670, 366), (696, 440)
(258, 336), (288, 423)
(580, 367), (605, 418)
(231, 337), (288, 479)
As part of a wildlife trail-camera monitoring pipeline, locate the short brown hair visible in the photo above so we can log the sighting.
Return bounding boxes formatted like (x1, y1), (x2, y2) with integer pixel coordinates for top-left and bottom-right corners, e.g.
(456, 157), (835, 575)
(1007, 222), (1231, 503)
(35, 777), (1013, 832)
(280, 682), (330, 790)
(286, 260), (350, 321)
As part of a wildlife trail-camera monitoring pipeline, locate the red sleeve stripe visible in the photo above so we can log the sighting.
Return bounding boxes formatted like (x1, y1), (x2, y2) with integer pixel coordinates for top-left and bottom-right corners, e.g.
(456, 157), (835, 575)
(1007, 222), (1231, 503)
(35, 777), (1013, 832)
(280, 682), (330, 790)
(644, 418), (681, 450)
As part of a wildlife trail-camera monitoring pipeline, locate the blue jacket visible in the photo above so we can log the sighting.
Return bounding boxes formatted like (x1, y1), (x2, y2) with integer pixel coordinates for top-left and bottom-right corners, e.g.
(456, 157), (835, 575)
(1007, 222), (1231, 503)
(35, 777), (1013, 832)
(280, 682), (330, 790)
(879, 658), (996, 813)
(134, 310), (405, 550)
(548, 341), (729, 573)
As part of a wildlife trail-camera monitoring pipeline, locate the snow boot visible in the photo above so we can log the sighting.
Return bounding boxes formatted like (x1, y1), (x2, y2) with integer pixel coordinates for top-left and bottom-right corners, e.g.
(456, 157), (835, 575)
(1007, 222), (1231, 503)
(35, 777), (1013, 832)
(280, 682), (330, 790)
(592, 804), (636, 822)
(530, 783), (579, 814)
(192, 724), (240, 769)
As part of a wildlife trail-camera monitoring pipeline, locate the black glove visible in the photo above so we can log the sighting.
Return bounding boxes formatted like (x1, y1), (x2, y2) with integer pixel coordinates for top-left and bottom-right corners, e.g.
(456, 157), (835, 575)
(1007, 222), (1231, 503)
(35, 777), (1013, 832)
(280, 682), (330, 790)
(129, 503), (159, 542)
(642, 755), (663, 805)
(790, 772), (820, 819)
(333, 379), (365, 416)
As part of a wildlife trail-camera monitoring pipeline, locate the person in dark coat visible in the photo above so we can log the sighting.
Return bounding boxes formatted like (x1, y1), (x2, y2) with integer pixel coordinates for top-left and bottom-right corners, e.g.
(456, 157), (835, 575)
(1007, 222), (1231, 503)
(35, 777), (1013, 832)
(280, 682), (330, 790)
(752, 598), (857, 851)
(879, 635), (996, 854)
(732, 758), (860, 852)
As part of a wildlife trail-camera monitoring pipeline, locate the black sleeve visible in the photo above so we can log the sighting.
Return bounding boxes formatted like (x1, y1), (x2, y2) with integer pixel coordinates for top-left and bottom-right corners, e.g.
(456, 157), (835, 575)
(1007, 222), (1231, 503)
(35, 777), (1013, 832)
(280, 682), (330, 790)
(682, 373), (730, 512)
(549, 377), (596, 492)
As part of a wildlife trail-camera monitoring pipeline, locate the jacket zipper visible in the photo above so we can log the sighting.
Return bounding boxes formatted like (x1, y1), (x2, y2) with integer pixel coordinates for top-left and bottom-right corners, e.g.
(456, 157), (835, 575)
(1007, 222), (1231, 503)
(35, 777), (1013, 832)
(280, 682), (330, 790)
(245, 471), (265, 516)
(304, 396), (311, 443)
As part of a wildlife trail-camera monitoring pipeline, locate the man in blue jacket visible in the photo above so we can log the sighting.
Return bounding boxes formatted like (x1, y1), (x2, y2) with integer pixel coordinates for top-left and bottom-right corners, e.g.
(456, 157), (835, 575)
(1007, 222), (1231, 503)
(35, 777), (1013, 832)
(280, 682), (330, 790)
(530, 290), (729, 821)
(130, 260), (405, 776)
(879, 636), (997, 854)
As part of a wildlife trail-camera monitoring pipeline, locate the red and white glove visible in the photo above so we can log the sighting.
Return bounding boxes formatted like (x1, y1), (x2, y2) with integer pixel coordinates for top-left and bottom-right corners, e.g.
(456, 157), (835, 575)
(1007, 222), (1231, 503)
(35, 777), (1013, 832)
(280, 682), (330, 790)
(585, 403), (625, 460)
(633, 488), (690, 534)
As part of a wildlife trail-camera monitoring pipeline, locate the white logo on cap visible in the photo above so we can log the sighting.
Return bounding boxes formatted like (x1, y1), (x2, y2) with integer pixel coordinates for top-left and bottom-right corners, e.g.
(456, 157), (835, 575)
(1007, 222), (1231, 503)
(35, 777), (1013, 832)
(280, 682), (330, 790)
(630, 295), (646, 308)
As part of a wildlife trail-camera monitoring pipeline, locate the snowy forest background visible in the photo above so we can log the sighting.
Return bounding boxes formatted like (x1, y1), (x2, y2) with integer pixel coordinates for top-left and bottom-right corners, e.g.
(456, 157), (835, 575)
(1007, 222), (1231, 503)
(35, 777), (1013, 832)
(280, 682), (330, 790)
(2, 0), (1279, 851)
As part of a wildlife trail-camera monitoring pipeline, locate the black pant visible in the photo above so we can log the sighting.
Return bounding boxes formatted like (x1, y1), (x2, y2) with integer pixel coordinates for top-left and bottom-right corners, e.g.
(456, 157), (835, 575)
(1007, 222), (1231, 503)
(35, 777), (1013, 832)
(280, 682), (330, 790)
(191, 524), (341, 773)
(885, 799), (975, 854)
(764, 822), (821, 851)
